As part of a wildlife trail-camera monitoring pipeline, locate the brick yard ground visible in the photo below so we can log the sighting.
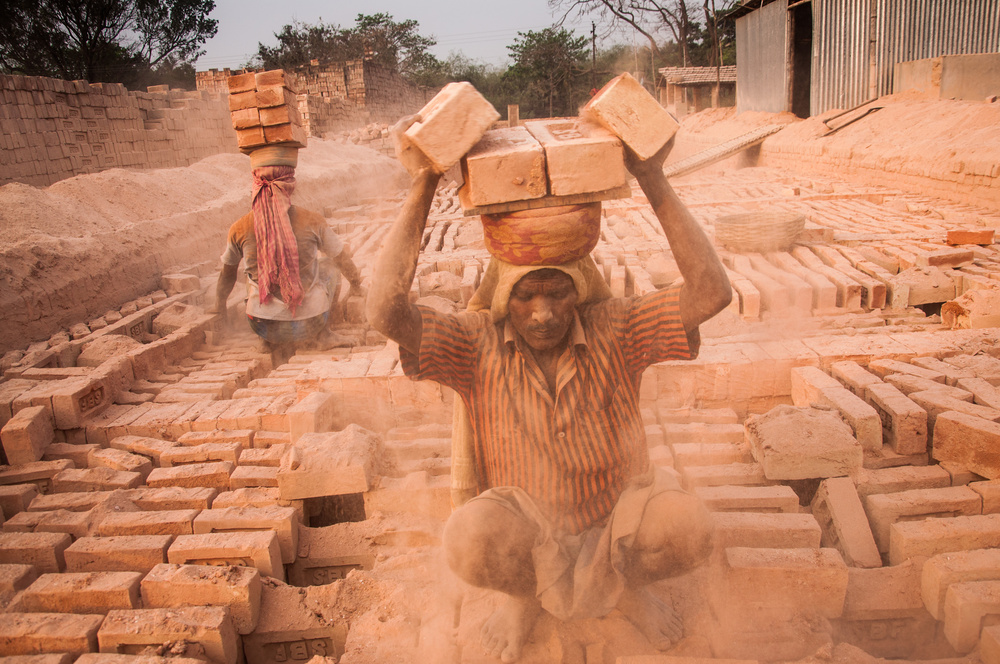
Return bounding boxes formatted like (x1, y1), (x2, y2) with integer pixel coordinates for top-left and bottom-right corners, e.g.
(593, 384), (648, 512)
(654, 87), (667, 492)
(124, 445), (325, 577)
(1, 89), (1000, 663)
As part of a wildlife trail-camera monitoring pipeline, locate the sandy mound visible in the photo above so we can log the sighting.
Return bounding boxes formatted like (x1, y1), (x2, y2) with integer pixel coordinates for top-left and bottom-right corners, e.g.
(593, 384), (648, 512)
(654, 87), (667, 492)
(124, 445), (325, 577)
(0, 140), (408, 353)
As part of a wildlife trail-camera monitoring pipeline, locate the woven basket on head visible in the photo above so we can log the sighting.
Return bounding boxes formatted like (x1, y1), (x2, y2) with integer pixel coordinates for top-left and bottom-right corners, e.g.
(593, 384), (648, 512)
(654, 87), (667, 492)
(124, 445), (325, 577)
(713, 210), (806, 253)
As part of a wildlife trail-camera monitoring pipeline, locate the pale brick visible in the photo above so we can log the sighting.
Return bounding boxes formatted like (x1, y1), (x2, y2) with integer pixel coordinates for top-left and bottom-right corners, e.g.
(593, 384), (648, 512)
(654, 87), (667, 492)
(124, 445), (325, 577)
(890, 514), (1000, 564)
(193, 505), (298, 563)
(241, 582), (346, 663)
(810, 477), (881, 568)
(722, 547), (848, 618)
(96, 509), (200, 537)
(983, 624), (1000, 664)
(885, 373), (974, 401)
(363, 470), (450, 521)
(17, 571), (141, 614)
(97, 607), (238, 664)
(789, 366), (842, 407)
(663, 422), (745, 445)
(855, 465), (951, 498)
(842, 558), (925, 620)
(910, 356), (977, 386)
(933, 411), (1000, 479)
(868, 358), (946, 383)
(167, 531), (284, 582)
(176, 429), (254, 448)
(523, 117), (625, 196)
(672, 442), (751, 469)
(830, 360), (882, 397)
(909, 389), (1000, 433)
(681, 463), (771, 490)
(815, 386), (883, 452)
(64, 535), (171, 573)
(0, 564), (38, 605)
(51, 467), (141, 493)
(145, 461), (233, 491)
(694, 485), (799, 513)
(121, 487), (216, 511)
(229, 465), (279, 489)
(238, 444), (287, 467)
(459, 126), (546, 207)
(865, 382), (928, 455)
(0, 484), (38, 519)
(711, 512), (822, 550)
(746, 406), (862, 480)
(286, 392), (336, 443)
(159, 442), (241, 467)
(956, 376), (1000, 410)
(108, 435), (176, 464)
(865, 486), (982, 553)
(141, 563), (261, 635)
(0, 613), (102, 656)
(277, 426), (380, 500)
(922, 548), (1000, 620)
(971, 480), (1000, 513)
(0, 532), (70, 573)
(403, 81), (499, 172)
(42, 442), (100, 467)
(87, 448), (151, 480)
(581, 71), (679, 160)
(944, 580), (1000, 653)
(286, 522), (375, 587)
(0, 406), (53, 465)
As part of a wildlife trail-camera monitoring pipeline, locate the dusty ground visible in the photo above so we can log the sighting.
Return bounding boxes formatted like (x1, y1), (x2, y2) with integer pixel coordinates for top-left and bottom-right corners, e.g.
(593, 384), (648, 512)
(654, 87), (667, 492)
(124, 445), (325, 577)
(1, 93), (1000, 662)
(0, 141), (408, 355)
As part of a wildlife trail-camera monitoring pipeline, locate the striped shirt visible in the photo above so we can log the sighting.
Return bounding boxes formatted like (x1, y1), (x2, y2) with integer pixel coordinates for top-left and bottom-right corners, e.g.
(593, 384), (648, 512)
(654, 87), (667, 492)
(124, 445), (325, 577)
(400, 286), (697, 534)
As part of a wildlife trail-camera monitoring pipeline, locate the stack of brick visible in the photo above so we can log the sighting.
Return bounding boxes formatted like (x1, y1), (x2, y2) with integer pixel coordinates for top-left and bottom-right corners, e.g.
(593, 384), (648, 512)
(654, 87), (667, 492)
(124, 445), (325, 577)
(227, 70), (307, 153)
(457, 72), (679, 215)
(0, 74), (238, 187)
(200, 60), (426, 134)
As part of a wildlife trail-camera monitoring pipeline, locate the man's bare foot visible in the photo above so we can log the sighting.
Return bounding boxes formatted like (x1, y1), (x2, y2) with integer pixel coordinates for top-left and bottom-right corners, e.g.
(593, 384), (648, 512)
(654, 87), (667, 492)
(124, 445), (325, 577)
(617, 585), (683, 650)
(481, 594), (541, 663)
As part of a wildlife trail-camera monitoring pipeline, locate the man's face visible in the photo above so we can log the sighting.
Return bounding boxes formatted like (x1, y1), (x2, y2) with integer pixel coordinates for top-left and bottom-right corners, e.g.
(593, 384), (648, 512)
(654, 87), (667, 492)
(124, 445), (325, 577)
(508, 269), (579, 352)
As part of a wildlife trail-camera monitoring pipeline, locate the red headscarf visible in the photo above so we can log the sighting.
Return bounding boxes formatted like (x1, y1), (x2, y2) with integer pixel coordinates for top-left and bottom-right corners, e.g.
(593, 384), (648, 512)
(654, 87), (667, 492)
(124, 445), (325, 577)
(251, 165), (304, 314)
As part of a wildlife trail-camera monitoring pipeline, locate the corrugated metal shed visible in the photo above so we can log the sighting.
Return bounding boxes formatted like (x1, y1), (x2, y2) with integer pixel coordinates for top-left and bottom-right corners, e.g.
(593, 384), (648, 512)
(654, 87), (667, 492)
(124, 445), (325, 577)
(735, 0), (789, 113)
(736, 0), (1000, 116)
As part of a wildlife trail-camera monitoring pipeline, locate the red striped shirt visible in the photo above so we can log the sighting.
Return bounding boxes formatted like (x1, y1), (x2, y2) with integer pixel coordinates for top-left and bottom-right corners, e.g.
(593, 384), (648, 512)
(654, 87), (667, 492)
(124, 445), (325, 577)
(400, 286), (696, 534)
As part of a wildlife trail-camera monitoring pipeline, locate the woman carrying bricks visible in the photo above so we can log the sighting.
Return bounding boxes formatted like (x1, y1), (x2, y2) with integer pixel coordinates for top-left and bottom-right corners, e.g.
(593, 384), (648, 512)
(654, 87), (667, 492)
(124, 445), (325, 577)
(210, 146), (364, 353)
(368, 113), (731, 662)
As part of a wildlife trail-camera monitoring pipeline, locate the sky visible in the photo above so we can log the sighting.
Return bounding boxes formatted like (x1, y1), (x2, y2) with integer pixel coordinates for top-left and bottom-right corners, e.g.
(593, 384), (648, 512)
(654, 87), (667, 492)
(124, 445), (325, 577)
(194, 0), (577, 72)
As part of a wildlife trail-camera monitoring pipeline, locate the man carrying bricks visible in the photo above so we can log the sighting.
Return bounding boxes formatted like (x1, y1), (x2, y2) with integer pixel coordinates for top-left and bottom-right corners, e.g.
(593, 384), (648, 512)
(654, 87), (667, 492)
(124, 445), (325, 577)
(368, 115), (731, 662)
(210, 146), (364, 353)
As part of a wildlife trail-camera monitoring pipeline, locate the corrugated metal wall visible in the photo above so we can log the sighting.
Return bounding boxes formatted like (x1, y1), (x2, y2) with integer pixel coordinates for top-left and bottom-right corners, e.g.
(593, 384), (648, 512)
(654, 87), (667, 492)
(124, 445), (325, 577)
(736, 0), (789, 113)
(812, 0), (1000, 114)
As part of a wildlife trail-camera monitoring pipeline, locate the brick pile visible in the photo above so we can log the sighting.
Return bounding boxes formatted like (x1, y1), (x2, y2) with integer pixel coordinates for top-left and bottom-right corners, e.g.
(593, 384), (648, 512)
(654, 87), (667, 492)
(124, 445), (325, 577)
(0, 75), (238, 187)
(227, 70), (307, 152)
(197, 60), (428, 139)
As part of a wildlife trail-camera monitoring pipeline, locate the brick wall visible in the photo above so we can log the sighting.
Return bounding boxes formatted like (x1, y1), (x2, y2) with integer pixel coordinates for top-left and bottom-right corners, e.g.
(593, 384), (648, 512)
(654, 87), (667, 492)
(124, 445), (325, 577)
(196, 60), (430, 136)
(0, 75), (239, 187)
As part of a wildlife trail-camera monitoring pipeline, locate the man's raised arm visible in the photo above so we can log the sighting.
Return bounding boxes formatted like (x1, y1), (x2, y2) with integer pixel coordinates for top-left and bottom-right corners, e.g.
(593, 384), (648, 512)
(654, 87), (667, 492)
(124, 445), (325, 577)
(625, 142), (732, 335)
(366, 116), (443, 355)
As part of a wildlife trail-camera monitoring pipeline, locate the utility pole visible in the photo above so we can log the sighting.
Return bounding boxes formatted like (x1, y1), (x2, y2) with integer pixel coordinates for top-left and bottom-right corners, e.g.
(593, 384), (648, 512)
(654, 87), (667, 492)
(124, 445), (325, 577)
(591, 22), (597, 92)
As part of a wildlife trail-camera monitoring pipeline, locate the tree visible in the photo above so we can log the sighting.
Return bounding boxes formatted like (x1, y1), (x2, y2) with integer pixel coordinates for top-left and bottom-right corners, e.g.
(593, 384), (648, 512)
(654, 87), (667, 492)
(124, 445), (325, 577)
(549, 0), (737, 74)
(253, 14), (439, 82)
(506, 28), (589, 118)
(0, 0), (217, 87)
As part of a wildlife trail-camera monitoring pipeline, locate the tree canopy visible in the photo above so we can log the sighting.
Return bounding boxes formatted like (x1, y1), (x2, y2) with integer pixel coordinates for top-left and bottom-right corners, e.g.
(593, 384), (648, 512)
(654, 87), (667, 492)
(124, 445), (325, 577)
(506, 28), (589, 118)
(0, 0), (218, 88)
(252, 13), (439, 82)
(549, 0), (737, 71)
